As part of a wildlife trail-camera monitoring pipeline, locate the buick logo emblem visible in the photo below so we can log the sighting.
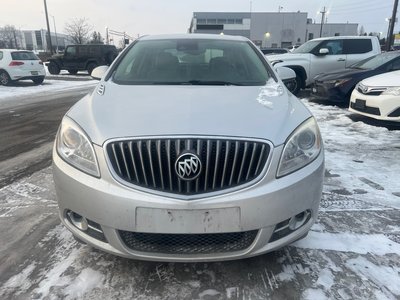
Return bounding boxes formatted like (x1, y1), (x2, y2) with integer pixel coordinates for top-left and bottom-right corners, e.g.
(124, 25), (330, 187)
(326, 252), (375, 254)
(175, 153), (202, 181)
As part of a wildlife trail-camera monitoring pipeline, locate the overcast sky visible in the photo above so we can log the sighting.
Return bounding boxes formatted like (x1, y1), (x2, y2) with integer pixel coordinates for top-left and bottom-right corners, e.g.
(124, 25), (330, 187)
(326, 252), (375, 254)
(1, 0), (397, 38)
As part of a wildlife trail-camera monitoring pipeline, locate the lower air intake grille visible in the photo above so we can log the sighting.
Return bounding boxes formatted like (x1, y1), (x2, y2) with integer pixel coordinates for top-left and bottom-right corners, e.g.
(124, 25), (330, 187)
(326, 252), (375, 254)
(119, 230), (258, 254)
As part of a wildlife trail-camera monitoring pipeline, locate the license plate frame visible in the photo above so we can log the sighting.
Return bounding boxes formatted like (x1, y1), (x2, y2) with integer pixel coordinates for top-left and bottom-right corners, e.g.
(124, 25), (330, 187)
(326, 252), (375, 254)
(355, 99), (366, 110)
(31, 71), (39, 75)
(135, 207), (241, 233)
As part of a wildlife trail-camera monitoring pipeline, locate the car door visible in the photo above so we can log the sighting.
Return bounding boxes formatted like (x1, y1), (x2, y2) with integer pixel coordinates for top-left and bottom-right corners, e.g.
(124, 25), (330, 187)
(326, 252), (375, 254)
(63, 46), (77, 69)
(309, 39), (346, 81)
(344, 39), (374, 67)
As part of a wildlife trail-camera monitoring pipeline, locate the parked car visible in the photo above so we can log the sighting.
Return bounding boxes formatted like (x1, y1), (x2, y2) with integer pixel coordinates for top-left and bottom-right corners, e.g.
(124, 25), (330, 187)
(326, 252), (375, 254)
(268, 36), (381, 94)
(260, 47), (289, 55)
(0, 49), (45, 85)
(53, 34), (324, 262)
(312, 51), (400, 103)
(349, 70), (400, 122)
(47, 44), (118, 75)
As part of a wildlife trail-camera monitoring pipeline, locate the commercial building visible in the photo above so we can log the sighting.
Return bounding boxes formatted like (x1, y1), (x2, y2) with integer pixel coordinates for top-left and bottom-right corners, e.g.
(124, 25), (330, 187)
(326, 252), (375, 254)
(189, 12), (358, 48)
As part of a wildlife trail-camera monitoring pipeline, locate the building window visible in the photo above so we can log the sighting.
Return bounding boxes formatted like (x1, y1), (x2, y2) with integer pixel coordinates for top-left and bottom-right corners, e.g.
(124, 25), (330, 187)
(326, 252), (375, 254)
(217, 19), (226, 24)
(196, 24), (224, 30)
(335, 33), (340, 36)
(234, 19), (243, 24)
(207, 19), (217, 24)
(227, 19), (235, 24)
(197, 19), (206, 24)
(308, 33), (314, 41)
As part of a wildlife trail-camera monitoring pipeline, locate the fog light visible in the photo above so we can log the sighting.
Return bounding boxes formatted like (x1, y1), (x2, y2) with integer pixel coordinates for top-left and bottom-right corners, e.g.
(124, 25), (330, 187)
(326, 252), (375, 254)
(288, 210), (311, 231)
(67, 211), (88, 231)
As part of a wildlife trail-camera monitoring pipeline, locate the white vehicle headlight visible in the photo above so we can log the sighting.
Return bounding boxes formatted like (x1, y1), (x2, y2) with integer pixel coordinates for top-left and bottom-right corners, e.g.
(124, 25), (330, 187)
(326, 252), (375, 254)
(381, 87), (400, 96)
(56, 117), (100, 177)
(277, 117), (322, 177)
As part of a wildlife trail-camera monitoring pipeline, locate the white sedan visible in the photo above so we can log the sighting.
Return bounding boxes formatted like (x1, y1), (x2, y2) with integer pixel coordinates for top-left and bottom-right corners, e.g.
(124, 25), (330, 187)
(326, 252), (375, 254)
(349, 70), (400, 122)
(0, 49), (45, 85)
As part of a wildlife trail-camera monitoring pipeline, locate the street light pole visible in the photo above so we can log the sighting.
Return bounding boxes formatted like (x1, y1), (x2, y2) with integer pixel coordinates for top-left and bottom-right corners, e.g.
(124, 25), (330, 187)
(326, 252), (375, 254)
(319, 6), (327, 38)
(43, 0), (53, 54)
(386, 0), (399, 51)
(51, 15), (59, 52)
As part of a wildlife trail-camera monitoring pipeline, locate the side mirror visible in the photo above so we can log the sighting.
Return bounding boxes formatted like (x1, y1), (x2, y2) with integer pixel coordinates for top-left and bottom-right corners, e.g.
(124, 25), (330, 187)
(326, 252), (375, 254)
(318, 48), (329, 55)
(276, 66), (296, 81)
(91, 65), (109, 80)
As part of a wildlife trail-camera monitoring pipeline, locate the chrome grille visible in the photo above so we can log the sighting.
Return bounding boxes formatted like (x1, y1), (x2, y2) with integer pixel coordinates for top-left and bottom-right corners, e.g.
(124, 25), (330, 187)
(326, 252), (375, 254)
(119, 230), (258, 254)
(106, 137), (270, 196)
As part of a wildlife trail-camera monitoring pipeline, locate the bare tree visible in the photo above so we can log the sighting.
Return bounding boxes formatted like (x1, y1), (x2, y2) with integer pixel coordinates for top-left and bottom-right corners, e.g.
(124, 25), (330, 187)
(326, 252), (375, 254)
(64, 18), (93, 44)
(0, 25), (17, 48)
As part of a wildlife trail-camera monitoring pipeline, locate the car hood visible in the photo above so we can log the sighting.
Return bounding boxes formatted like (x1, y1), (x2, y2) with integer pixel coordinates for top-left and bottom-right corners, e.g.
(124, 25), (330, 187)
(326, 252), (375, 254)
(267, 53), (311, 63)
(361, 70), (400, 87)
(67, 81), (312, 146)
(314, 68), (368, 81)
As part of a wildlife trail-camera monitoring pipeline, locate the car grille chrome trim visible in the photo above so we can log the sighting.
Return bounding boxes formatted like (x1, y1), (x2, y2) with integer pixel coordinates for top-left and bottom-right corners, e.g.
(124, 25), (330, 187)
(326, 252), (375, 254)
(357, 83), (387, 96)
(119, 230), (259, 254)
(105, 136), (272, 199)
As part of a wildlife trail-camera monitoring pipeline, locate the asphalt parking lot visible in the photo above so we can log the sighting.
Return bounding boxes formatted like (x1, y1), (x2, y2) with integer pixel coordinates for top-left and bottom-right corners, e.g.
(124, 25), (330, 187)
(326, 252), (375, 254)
(0, 86), (399, 299)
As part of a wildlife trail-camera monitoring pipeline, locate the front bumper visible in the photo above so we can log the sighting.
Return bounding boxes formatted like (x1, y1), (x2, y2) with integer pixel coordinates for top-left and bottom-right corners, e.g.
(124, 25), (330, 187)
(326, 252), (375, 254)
(311, 81), (348, 103)
(53, 142), (324, 262)
(349, 89), (400, 122)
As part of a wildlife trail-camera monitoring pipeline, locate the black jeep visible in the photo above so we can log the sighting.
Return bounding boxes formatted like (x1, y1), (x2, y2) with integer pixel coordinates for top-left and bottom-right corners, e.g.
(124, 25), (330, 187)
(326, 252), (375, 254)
(47, 44), (118, 75)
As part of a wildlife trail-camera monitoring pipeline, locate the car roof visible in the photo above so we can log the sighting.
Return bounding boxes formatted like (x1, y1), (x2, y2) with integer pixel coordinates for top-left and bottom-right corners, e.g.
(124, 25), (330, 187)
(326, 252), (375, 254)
(310, 36), (378, 42)
(139, 34), (249, 42)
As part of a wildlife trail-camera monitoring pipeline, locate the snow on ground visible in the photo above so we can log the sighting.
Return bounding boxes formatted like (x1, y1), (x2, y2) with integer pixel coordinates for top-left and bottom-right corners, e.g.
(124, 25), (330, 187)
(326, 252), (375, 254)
(0, 97), (399, 299)
(0, 79), (96, 101)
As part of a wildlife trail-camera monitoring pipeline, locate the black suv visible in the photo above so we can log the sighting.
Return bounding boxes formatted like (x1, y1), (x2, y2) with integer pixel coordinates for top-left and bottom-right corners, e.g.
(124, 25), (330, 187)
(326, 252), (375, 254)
(47, 44), (118, 75)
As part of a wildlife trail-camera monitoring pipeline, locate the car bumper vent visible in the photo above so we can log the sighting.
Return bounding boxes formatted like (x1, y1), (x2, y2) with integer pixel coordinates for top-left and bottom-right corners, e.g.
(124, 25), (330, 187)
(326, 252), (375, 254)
(119, 230), (258, 254)
(350, 101), (381, 116)
(106, 137), (270, 196)
(388, 107), (400, 117)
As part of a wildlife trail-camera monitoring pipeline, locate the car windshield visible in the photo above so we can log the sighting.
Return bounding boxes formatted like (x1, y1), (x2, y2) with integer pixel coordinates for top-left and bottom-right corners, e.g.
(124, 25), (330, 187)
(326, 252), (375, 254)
(113, 39), (272, 85)
(11, 51), (39, 60)
(350, 52), (400, 69)
(292, 40), (320, 54)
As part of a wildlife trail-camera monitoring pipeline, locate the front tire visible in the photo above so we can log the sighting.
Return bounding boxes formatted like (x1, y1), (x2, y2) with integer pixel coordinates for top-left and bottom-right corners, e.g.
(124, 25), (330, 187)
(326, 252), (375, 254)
(68, 70), (78, 75)
(87, 63), (97, 75)
(48, 62), (60, 75)
(0, 71), (12, 86)
(291, 73), (303, 95)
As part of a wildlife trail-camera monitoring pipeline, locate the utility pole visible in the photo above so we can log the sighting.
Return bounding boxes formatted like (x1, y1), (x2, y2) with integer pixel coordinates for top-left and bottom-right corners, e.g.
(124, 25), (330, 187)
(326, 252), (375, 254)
(43, 0), (53, 54)
(386, 0), (399, 51)
(319, 6), (327, 38)
(51, 15), (59, 53)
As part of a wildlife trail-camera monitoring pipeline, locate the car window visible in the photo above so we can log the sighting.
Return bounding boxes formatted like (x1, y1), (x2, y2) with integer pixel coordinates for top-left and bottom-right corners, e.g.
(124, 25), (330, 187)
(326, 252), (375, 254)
(89, 46), (101, 55)
(317, 40), (343, 55)
(113, 39), (272, 86)
(11, 51), (39, 60)
(292, 40), (321, 54)
(351, 52), (400, 69)
(79, 46), (89, 55)
(388, 58), (400, 71)
(65, 46), (76, 56)
(344, 39), (372, 54)
(0, 51), (3, 60)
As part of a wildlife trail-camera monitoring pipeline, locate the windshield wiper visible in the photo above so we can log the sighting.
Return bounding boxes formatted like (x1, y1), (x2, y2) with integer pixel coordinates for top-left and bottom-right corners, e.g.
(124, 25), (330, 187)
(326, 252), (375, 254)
(184, 80), (243, 86)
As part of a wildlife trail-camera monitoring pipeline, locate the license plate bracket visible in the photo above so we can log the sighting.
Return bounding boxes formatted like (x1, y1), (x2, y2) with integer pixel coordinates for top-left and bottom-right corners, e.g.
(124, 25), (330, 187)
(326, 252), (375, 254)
(31, 71), (39, 75)
(135, 207), (241, 233)
(355, 99), (366, 110)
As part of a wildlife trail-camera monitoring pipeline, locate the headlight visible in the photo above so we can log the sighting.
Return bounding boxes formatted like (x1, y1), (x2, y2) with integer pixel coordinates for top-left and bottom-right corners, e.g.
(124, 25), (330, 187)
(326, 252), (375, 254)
(325, 78), (351, 87)
(381, 87), (400, 96)
(277, 117), (322, 177)
(56, 116), (100, 177)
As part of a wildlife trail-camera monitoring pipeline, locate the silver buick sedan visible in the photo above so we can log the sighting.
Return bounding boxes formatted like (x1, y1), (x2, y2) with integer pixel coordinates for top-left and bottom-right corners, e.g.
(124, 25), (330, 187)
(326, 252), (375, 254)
(53, 34), (324, 262)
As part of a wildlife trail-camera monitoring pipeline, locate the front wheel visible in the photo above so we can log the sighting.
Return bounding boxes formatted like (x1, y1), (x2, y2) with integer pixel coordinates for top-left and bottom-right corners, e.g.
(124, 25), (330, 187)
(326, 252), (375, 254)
(48, 62), (60, 75)
(0, 71), (12, 86)
(87, 63), (97, 75)
(68, 70), (78, 75)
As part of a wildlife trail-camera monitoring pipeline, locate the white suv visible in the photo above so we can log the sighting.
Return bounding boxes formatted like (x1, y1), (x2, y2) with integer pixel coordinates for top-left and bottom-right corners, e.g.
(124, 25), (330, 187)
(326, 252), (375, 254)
(0, 49), (46, 85)
(268, 36), (381, 94)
